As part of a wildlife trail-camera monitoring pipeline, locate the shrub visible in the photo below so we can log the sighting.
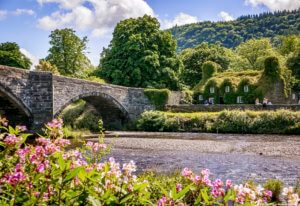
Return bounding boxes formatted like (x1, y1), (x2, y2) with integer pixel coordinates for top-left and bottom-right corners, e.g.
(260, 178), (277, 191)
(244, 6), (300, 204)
(136, 110), (300, 134)
(202, 61), (219, 80)
(74, 112), (101, 132)
(136, 111), (179, 132)
(263, 56), (282, 79)
(60, 99), (86, 127)
(264, 179), (283, 202)
(144, 89), (170, 109)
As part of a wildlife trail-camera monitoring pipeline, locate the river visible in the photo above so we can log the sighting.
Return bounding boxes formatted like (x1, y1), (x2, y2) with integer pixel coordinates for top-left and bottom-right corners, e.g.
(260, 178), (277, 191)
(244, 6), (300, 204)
(86, 132), (300, 185)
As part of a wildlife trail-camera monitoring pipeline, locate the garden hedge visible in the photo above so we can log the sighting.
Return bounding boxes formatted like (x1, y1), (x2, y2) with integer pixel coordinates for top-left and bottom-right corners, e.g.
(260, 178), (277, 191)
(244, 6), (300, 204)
(136, 110), (300, 134)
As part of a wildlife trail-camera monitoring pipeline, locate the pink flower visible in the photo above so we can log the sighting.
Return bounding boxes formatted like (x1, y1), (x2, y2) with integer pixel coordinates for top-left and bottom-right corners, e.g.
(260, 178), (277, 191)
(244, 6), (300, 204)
(213, 179), (223, 188)
(226, 179), (232, 189)
(4, 134), (21, 146)
(176, 183), (182, 192)
(16, 125), (27, 132)
(0, 116), (8, 127)
(54, 138), (70, 147)
(36, 163), (45, 173)
(181, 168), (192, 177)
(157, 196), (167, 206)
(47, 119), (63, 129)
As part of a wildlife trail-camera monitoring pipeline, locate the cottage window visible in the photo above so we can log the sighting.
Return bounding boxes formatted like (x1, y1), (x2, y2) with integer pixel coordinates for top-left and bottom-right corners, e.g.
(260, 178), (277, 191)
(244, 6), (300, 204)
(244, 85), (249, 93)
(210, 87), (215, 94)
(199, 95), (203, 101)
(209, 97), (214, 104)
(292, 93), (296, 100)
(225, 86), (230, 93)
(237, 96), (243, 104)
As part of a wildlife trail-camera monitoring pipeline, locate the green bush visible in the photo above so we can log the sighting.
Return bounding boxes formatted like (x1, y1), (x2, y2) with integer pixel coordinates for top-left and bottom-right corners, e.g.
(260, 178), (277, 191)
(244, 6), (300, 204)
(264, 179), (283, 202)
(75, 112), (100, 132)
(202, 61), (219, 80)
(263, 56), (282, 80)
(136, 111), (179, 132)
(144, 89), (170, 109)
(136, 110), (300, 134)
(60, 99), (86, 127)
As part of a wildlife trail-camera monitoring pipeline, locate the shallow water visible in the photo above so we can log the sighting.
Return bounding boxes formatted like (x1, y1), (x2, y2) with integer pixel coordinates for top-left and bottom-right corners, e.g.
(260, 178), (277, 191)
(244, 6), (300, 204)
(94, 133), (300, 185)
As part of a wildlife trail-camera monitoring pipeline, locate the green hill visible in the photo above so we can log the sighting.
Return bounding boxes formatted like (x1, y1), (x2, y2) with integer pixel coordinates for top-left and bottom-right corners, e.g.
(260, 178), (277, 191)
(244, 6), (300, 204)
(168, 9), (300, 51)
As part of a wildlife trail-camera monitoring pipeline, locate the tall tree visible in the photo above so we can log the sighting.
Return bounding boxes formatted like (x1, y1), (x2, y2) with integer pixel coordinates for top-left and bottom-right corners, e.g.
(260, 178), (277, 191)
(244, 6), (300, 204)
(98, 15), (182, 90)
(236, 38), (279, 70)
(180, 43), (229, 88)
(46, 28), (91, 77)
(0, 42), (32, 69)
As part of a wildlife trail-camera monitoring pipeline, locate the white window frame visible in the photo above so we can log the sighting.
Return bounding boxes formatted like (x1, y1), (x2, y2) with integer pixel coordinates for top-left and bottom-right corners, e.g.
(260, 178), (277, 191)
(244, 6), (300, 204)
(292, 93), (296, 100)
(210, 86), (215, 94)
(199, 95), (203, 101)
(244, 85), (249, 93)
(237, 96), (243, 104)
(225, 86), (230, 93)
(209, 97), (214, 104)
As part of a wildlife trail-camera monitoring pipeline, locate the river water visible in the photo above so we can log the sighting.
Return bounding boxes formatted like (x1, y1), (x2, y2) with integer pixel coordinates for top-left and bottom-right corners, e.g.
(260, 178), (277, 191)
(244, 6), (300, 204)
(87, 132), (300, 185)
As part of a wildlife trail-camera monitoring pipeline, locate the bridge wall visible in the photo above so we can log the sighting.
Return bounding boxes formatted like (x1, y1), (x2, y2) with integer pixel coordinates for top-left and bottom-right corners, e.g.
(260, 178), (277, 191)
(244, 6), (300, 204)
(0, 66), (53, 128)
(1, 65), (181, 129)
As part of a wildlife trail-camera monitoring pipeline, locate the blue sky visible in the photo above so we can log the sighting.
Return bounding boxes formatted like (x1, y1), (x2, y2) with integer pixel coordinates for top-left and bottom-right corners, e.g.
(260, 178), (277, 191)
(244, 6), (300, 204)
(0, 0), (299, 67)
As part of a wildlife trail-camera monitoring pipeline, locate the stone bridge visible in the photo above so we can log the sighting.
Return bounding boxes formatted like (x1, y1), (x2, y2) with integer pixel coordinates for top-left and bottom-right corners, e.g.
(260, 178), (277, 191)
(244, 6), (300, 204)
(0, 65), (181, 130)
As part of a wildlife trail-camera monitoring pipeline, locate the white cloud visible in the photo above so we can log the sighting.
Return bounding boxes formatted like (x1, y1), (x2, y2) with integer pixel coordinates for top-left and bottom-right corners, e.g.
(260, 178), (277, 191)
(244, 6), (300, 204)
(20, 48), (39, 70)
(161, 12), (199, 29)
(219, 11), (234, 21)
(0, 10), (7, 20)
(245, 0), (300, 11)
(37, 0), (154, 37)
(13, 9), (35, 16)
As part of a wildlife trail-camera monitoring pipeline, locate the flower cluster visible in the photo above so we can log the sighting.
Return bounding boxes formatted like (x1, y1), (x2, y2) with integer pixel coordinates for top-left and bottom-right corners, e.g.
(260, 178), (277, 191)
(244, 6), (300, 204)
(181, 168), (273, 205)
(282, 187), (300, 205)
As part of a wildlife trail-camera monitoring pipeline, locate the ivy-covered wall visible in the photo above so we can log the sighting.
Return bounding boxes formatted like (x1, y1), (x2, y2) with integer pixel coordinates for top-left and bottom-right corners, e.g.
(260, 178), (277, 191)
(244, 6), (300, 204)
(194, 57), (298, 104)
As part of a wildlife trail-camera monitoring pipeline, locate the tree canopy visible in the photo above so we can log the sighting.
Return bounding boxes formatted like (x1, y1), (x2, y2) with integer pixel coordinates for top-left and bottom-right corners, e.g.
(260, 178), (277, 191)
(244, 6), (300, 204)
(35, 60), (60, 75)
(98, 15), (182, 90)
(0, 42), (32, 69)
(179, 43), (229, 87)
(45, 28), (92, 77)
(169, 9), (300, 51)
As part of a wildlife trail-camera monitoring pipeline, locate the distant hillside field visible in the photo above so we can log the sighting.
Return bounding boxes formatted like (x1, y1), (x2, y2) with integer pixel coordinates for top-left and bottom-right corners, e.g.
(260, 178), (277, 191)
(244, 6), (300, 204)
(168, 10), (300, 51)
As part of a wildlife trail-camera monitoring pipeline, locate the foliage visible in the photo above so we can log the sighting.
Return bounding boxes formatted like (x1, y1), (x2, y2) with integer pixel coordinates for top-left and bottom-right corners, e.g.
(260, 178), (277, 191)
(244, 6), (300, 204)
(264, 179), (283, 202)
(0, 117), (300, 205)
(0, 42), (32, 69)
(287, 46), (300, 79)
(144, 88), (170, 109)
(169, 9), (300, 51)
(35, 59), (60, 75)
(98, 15), (182, 90)
(236, 38), (279, 70)
(136, 111), (179, 132)
(202, 61), (219, 80)
(263, 56), (282, 79)
(59, 100), (102, 132)
(45, 28), (92, 78)
(136, 110), (300, 134)
(180, 43), (229, 87)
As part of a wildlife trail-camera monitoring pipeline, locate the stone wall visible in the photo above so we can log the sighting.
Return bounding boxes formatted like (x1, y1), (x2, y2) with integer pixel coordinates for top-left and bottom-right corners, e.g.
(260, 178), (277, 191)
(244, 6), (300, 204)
(0, 65), (182, 129)
(166, 104), (300, 113)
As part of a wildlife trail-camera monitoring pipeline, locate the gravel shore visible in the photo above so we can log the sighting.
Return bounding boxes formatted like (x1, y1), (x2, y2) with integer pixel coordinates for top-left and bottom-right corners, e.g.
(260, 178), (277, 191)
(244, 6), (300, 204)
(86, 133), (300, 184)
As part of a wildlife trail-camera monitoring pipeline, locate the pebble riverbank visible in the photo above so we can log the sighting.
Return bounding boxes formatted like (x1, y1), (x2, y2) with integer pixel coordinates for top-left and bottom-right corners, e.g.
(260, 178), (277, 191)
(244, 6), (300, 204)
(86, 132), (300, 184)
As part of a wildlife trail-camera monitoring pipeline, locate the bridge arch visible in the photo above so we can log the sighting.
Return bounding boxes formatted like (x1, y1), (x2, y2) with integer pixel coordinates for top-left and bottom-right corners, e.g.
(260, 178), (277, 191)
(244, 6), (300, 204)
(0, 84), (32, 126)
(54, 92), (129, 130)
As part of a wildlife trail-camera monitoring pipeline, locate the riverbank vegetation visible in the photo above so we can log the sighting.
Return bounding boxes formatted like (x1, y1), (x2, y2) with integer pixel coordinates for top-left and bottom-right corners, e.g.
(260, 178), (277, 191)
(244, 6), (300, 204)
(136, 110), (300, 134)
(0, 117), (299, 205)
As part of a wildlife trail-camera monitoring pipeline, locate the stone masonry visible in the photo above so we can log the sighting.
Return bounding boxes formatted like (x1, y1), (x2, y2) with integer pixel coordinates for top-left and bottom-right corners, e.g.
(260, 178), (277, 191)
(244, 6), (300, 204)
(0, 65), (181, 129)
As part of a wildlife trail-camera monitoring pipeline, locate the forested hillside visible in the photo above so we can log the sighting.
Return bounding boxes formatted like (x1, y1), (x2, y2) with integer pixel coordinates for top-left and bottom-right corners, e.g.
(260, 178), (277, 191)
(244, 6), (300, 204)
(169, 9), (300, 51)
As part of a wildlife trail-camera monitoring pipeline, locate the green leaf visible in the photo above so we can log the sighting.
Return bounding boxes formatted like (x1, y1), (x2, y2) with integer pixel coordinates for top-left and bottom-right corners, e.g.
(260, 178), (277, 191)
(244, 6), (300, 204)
(63, 167), (82, 183)
(173, 184), (192, 201)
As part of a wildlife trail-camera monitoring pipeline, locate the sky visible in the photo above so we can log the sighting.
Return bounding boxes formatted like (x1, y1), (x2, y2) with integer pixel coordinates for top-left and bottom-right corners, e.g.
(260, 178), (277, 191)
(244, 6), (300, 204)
(0, 0), (300, 68)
